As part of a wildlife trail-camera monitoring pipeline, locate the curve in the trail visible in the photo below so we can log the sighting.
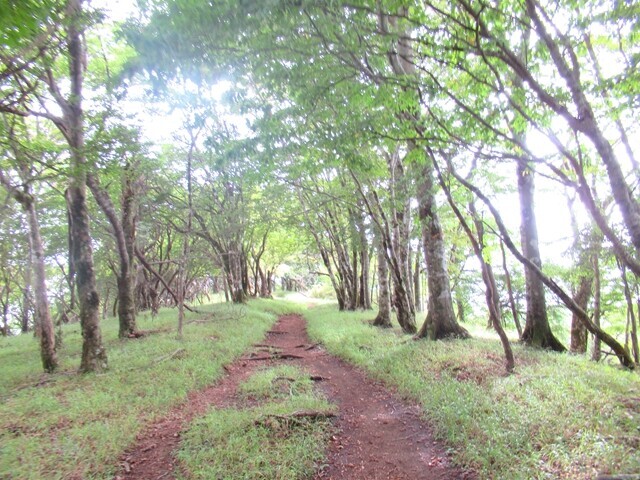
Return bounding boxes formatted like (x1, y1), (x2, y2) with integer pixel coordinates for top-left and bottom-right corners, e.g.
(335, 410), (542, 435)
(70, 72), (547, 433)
(116, 314), (474, 480)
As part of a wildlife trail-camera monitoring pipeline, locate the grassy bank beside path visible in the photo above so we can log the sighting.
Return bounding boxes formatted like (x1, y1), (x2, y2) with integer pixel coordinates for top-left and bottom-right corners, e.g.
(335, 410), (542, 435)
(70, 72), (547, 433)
(305, 305), (640, 480)
(0, 299), (299, 480)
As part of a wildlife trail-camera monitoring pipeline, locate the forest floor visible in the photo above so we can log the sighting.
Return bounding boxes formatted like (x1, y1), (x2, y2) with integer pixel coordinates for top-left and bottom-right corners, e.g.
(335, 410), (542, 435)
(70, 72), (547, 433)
(117, 313), (475, 480)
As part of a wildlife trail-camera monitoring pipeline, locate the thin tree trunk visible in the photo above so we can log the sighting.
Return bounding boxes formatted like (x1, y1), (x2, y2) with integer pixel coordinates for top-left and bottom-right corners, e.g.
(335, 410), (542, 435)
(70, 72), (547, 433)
(26, 202), (58, 372)
(87, 173), (137, 338)
(620, 263), (639, 364)
(500, 240), (522, 337)
(436, 163), (512, 372)
(0, 138), (57, 372)
(413, 249), (421, 312)
(591, 254), (602, 361)
(21, 255), (32, 333)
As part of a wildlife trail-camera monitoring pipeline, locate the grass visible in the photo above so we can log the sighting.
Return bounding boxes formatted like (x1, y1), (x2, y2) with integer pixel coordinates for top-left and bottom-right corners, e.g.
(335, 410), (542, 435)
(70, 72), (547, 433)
(0, 298), (298, 480)
(177, 365), (335, 480)
(305, 305), (640, 480)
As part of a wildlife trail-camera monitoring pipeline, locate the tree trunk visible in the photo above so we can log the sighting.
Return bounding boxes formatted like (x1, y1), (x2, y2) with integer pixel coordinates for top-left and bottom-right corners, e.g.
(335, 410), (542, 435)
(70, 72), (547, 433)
(65, 0), (107, 372)
(25, 201), (58, 372)
(386, 156), (416, 332)
(413, 249), (421, 311)
(620, 263), (639, 364)
(500, 240), (522, 337)
(225, 248), (247, 304)
(517, 159), (565, 351)
(21, 256), (32, 333)
(435, 163), (510, 370)
(87, 172), (137, 338)
(591, 254), (602, 361)
(570, 276), (592, 354)
(358, 232), (371, 310)
(417, 163), (469, 340)
(120, 168), (138, 335)
(373, 232), (392, 328)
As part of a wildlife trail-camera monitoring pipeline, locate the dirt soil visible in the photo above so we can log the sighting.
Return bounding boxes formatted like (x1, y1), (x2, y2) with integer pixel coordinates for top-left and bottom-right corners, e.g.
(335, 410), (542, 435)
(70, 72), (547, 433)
(116, 314), (475, 480)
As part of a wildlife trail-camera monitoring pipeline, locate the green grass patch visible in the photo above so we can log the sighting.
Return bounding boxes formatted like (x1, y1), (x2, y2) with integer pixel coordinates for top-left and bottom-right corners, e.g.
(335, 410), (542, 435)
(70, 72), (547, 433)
(0, 299), (297, 480)
(305, 305), (640, 480)
(238, 364), (315, 402)
(177, 365), (335, 480)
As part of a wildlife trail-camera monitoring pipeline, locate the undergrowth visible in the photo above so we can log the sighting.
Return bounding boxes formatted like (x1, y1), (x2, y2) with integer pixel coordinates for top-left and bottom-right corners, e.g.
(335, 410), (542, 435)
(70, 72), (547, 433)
(177, 364), (335, 480)
(0, 298), (296, 480)
(305, 305), (640, 480)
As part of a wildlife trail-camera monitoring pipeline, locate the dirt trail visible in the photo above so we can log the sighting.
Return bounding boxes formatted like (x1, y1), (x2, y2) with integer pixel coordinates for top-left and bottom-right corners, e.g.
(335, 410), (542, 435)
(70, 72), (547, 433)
(117, 314), (473, 480)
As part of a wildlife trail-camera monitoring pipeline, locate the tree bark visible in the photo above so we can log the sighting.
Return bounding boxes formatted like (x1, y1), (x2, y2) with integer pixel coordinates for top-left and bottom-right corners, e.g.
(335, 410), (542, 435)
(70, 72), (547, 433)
(87, 172), (137, 338)
(517, 158), (565, 351)
(500, 239), (522, 337)
(570, 276), (591, 354)
(373, 231), (392, 328)
(417, 162), (469, 340)
(26, 201), (58, 372)
(63, 0), (107, 372)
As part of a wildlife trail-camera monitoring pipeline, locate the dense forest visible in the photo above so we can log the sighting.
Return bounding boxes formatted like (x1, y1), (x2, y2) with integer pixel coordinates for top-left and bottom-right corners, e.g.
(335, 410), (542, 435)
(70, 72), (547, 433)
(0, 0), (639, 478)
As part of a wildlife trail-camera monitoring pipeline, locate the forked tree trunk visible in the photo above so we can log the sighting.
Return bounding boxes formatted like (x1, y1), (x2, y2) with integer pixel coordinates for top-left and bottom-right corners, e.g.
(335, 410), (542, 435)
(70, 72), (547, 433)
(258, 267), (271, 298)
(517, 159), (565, 351)
(87, 171), (137, 338)
(224, 249), (247, 304)
(379, 10), (462, 339)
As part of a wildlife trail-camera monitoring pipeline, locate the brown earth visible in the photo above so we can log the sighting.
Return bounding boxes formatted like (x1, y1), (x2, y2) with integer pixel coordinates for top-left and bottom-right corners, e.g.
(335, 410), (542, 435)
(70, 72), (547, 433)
(116, 314), (475, 480)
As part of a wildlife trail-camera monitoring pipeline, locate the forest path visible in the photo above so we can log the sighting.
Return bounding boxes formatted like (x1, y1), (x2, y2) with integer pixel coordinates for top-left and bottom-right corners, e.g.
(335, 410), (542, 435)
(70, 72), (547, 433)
(116, 314), (473, 480)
